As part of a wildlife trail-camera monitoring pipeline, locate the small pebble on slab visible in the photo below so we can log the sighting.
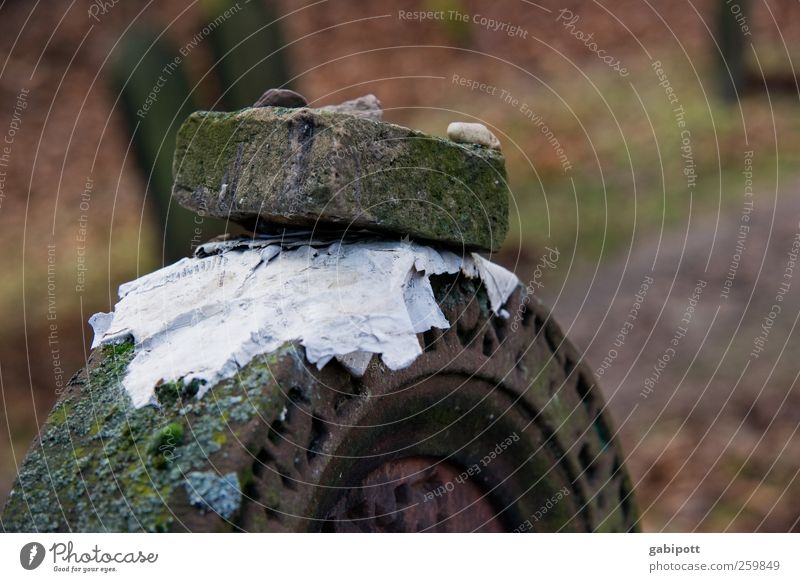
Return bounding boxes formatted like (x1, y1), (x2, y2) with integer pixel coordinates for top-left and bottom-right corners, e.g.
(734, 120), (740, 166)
(447, 122), (501, 150)
(319, 94), (383, 120)
(253, 88), (308, 108)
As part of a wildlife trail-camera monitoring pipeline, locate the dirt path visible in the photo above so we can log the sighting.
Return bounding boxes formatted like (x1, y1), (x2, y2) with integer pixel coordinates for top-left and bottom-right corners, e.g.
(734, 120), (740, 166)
(537, 188), (800, 531)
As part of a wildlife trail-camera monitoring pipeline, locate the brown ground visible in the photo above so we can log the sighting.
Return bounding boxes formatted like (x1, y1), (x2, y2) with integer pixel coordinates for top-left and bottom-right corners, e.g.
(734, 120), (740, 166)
(531, 187), (800, 532)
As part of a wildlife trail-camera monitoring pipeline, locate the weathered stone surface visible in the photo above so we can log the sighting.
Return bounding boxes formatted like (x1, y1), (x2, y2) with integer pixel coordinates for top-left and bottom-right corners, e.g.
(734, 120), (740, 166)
(1, 278), (639, 532)
(319, 93), (382, 120)
(172, 107), (510, 251)
(0, 340), (304, 532)
(447, 121), (501, 150)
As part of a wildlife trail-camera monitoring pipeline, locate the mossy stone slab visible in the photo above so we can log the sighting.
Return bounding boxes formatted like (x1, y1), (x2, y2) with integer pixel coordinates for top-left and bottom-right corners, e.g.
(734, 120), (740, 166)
(172, 107), (509, 251)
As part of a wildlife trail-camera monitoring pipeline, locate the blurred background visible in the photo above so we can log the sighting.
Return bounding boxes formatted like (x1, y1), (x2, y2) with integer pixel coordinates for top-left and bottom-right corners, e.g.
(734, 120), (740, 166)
(1, 0), (799, 531)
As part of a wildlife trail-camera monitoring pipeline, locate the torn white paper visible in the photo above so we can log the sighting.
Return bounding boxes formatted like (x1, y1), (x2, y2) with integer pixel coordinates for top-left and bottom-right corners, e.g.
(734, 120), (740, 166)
(90, 238), (520, 408)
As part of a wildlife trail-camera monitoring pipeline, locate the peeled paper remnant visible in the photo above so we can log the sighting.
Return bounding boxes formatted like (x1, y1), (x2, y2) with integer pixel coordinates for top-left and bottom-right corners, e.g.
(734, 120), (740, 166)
(89, 237), (520, 408)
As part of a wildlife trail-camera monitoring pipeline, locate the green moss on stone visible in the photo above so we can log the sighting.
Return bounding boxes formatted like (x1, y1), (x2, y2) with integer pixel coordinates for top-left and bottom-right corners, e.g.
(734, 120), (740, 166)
(172, 107), (509, 251)
(2, 340), (299, 532)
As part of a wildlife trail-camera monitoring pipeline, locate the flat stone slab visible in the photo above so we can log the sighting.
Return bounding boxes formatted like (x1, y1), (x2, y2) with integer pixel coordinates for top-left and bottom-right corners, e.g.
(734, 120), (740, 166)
(172, 107), (509, 251)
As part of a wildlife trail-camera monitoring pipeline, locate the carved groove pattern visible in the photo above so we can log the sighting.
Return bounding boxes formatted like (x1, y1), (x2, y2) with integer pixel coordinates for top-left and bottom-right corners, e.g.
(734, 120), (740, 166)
(234, 279), (636, 532)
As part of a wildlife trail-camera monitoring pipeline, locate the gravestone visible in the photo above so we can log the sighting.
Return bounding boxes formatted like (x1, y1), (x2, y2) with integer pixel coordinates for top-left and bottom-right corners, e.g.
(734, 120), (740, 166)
(2, 95), (637, 532)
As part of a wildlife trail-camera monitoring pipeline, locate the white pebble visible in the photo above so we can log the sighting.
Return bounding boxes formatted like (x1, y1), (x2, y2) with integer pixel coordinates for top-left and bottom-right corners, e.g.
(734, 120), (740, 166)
(447, 122), (501, 150)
